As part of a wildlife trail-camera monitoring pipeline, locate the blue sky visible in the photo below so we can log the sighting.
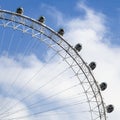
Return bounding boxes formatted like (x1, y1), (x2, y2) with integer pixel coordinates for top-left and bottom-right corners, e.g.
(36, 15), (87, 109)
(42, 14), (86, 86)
(0, 0), (119, 44)
(0, 0), (120, 120)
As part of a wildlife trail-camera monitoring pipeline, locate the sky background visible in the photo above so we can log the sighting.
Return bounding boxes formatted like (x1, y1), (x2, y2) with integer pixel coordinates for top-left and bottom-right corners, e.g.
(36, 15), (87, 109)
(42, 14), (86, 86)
(0, 0), (120, 120)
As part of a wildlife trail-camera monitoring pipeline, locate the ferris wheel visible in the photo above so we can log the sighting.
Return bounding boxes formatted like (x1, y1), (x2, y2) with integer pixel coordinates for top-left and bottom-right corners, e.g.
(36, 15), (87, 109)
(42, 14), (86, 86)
(0, 8), (114, 120)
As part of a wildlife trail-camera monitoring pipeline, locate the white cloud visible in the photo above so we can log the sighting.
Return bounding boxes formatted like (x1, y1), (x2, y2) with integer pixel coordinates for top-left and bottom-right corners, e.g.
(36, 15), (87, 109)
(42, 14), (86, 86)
(64, 3), (120, 120)
(0, 96), (30, 120)
(40, 4), (64, 26)
(0, 53), (89, 120)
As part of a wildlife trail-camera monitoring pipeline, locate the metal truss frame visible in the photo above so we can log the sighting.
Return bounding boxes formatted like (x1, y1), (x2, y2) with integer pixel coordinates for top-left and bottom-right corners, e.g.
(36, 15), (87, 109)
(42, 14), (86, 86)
(0, 10), (106, 120)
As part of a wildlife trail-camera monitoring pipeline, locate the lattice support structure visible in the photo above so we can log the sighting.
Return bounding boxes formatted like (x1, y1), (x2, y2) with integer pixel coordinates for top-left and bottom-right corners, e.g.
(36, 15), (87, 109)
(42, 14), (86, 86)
(0, 10), (107, 120)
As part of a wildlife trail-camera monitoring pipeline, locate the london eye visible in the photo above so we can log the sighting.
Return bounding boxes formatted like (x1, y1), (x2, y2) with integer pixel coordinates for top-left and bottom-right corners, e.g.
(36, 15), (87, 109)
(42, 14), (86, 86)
(0, 8), (114, 120)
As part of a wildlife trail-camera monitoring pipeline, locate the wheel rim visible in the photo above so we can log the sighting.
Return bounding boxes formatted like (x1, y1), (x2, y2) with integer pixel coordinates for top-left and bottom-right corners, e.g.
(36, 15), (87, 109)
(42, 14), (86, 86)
(0, 10), (106, 120)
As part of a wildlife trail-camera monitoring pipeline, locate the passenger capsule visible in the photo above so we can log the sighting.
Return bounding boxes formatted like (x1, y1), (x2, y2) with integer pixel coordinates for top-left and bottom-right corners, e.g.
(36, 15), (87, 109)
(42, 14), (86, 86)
(100, 82), (107, 91)
(16, 7), (24, 14)
(106, 105), (114, 113)
(89, 62), (96, 70)
(38, 16), (45, 23)
(75, 43), (82, 52)
(58, 29), (64, 36)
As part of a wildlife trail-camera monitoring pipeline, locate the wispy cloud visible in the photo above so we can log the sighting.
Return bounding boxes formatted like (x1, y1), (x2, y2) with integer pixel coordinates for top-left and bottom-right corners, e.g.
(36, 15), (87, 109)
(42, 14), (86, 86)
(40, 4), (64, 26)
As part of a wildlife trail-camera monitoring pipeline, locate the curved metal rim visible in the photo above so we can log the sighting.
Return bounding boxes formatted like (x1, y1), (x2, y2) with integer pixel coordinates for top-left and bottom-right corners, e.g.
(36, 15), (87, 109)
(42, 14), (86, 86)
(0, 9), (107, 120)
